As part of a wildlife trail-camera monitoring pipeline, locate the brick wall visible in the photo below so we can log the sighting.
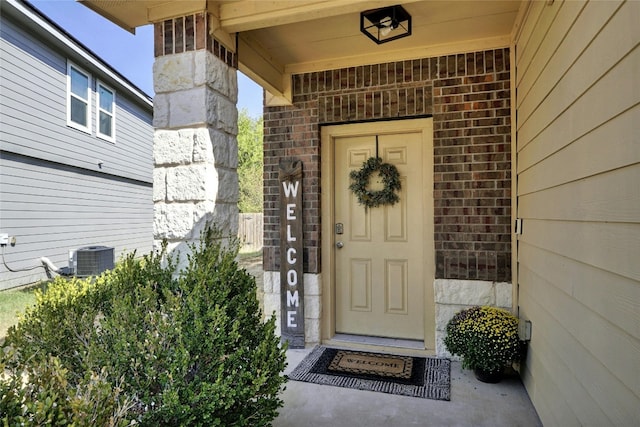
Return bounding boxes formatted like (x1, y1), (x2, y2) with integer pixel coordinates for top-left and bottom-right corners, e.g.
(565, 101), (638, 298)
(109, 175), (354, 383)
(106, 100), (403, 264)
(154, 13), (237, 68)
(263, 100), (320, 273)
(264, 48), (511, 282)
(432, 50), (512, 281)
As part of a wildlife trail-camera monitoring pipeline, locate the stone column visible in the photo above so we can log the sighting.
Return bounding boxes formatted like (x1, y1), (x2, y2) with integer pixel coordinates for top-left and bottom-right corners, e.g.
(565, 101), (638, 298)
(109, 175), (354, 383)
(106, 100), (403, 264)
(152, 14), (238, 267)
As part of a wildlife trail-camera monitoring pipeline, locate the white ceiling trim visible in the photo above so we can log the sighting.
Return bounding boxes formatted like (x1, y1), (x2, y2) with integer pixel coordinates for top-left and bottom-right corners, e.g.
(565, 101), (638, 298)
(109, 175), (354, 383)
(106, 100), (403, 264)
(284, 35), (512, 75)
(218, 0), (422, 33)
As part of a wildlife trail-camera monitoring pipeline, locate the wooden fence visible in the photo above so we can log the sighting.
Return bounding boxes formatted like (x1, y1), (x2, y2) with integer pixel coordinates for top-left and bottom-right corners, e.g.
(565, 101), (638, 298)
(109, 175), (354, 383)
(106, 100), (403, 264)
(238, 213), (263, 252)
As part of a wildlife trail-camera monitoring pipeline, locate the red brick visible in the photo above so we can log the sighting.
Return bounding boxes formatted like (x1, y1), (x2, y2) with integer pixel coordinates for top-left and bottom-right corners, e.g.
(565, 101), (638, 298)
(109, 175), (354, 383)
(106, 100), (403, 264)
(195, 13), (205, 50)
(184, 15), (194, 51)
(163, 20), (173, 55)
(154, 23), (163, 57)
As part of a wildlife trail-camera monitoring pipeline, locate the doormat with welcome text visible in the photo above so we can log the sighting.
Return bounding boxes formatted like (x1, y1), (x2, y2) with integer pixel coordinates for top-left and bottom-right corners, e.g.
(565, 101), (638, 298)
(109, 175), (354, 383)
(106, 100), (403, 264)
(288, 346), (450, 401)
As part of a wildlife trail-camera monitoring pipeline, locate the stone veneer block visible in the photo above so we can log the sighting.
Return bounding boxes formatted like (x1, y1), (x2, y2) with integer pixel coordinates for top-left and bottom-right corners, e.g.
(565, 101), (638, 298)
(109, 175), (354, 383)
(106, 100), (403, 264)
(166, 164), (217, 202)
(263, 292), (281, 317)
(495, 281), (512, 308)
(209, 129), (238, 167)
(191, 129), (214, 163)
(303, 294), (321, 319)
(304, 273), (321, 296)
(156, 90), (238, 139)
(156, 200), (237, 243)
(215, 168), (239, 203)
(153, 52), (195, 93)
(217, 203), (239, 233)
(158, 86), (239, 131)
(153, 239), (212, 276)
(153, 203), (194, 239)
(154, 130), (194, 166)
(264, 271), (280, 294)
(435, 304), (469, 331)
(273, 318), (281, 337)
(169, 86), (208, 128)
(304, 318), (320, 344)
(434, 279), (495, 306)
(206, 91), (238, 135)
(194, 50), (238, 102)
(192, 200), (215, 228)
(197, 202), (238, 238)
(153, 168), (166, 202)
(263, 287), (282, 338)
(153, 93), (169, 128)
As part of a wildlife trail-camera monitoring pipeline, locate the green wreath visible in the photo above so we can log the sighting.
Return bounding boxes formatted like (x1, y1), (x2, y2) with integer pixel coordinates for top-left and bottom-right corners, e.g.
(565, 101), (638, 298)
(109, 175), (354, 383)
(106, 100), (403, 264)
(349, 157), (401, 209)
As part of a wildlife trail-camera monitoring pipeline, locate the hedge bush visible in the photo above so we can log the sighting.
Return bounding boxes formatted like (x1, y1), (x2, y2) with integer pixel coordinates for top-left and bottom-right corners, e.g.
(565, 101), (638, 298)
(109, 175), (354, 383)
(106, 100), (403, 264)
(1, 227), (287, 426)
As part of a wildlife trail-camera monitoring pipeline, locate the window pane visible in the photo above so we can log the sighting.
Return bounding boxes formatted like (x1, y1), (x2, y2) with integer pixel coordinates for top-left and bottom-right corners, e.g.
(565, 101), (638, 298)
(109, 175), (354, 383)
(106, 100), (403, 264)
(71, 97), (87, 126)
(70, 68), (88, 99)
(99, 111), (112, 137)
(99, 85), (113, 112)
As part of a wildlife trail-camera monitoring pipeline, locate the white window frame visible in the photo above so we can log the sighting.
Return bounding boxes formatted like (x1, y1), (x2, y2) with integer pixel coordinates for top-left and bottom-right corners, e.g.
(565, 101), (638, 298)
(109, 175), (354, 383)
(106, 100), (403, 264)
(66, 61), (91, 133)
(96, 80), (116, 143)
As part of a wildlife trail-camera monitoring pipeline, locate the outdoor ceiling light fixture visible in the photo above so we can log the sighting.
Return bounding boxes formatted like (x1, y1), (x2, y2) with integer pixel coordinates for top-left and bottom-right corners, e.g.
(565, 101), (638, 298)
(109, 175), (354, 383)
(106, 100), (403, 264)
(360, 4), (411, 44)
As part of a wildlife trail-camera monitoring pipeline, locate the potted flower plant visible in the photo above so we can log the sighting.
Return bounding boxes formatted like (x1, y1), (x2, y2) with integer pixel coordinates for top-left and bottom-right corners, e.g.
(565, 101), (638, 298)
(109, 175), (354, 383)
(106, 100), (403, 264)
(443, 306), (521, 383)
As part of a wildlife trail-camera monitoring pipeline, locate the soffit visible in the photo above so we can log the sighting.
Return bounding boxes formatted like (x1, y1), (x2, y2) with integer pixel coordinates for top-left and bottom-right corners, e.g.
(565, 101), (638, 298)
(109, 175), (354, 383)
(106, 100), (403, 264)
(79, 1), (208, 32)
(248, 1), (520, 73)
(79, 0), (521, 98)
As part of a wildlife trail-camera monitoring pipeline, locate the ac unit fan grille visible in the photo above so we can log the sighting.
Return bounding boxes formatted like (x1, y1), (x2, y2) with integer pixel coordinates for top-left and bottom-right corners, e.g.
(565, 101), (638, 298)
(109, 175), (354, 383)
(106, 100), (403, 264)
(76, 246), (114, 277)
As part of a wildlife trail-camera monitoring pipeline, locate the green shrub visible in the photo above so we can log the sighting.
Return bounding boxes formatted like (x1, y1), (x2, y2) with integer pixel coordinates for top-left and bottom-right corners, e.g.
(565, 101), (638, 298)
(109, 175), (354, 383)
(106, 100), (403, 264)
(1, 348), (134, 426)
(1, 227), (287, 426)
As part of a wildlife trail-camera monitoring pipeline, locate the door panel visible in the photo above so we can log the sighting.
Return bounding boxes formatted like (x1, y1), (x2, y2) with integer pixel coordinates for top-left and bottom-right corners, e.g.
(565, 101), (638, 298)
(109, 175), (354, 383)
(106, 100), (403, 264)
(385, 259), (408, 314)
(349, 258), (371, 311)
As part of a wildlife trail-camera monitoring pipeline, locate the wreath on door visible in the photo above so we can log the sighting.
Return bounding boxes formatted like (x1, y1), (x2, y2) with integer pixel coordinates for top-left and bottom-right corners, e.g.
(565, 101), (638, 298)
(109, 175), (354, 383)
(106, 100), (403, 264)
(349, 157), (401, 209)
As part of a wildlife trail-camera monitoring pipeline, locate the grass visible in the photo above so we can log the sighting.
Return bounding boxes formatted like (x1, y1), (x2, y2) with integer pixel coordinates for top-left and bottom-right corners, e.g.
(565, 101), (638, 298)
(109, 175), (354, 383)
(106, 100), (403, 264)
(0, 282), (47, 340)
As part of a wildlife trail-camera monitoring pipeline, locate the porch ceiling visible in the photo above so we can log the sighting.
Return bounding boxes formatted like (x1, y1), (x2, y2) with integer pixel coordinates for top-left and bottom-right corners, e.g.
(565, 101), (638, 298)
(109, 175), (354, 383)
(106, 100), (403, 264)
(79, 0), (521, 100)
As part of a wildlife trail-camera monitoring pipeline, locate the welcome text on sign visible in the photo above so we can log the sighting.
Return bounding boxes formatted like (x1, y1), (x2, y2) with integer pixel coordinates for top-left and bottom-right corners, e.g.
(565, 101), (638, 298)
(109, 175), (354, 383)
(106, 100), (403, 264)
(279, 160), (304, 348)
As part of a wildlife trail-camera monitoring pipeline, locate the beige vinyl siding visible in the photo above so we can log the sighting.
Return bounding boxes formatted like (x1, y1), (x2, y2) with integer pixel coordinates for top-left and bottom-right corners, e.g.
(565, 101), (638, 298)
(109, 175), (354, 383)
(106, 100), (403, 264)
(514, 0), (640, 425)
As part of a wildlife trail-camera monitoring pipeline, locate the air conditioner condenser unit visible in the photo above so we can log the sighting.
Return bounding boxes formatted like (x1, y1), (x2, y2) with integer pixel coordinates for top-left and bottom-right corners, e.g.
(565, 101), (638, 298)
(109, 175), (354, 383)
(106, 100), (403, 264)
(75, 246), (114, 277)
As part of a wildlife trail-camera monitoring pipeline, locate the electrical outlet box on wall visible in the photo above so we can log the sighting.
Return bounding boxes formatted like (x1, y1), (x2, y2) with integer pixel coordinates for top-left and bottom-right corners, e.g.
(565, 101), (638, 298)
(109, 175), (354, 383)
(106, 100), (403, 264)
(519, 319), (532, 341)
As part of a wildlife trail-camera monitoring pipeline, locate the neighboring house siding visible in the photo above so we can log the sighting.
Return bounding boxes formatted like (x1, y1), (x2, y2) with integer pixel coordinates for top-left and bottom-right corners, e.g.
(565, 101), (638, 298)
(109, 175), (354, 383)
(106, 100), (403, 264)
(515, 0), (640, 425)
(0, 152), (152, 289)
(0, 17), (152, 183)
(0, 4), (153, 290)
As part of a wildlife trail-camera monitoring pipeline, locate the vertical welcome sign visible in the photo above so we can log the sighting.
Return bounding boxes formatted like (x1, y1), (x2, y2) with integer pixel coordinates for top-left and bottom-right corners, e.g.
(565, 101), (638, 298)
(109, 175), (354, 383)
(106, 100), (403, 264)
(279, 160), (304, 348)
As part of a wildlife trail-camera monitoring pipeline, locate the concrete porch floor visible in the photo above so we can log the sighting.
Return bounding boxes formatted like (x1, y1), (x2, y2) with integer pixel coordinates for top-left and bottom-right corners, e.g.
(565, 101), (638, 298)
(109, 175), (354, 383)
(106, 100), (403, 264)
(274, 348), (542, 427)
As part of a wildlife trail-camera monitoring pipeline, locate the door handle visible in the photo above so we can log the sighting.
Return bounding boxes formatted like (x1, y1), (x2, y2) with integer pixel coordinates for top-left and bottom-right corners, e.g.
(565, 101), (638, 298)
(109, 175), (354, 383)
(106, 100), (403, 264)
(336, 241), (344, 249)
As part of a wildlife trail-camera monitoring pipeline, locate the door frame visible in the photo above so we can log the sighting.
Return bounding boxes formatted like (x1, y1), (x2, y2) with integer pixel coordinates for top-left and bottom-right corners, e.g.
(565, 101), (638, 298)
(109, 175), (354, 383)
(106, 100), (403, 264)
(320, 118), (435, 351)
